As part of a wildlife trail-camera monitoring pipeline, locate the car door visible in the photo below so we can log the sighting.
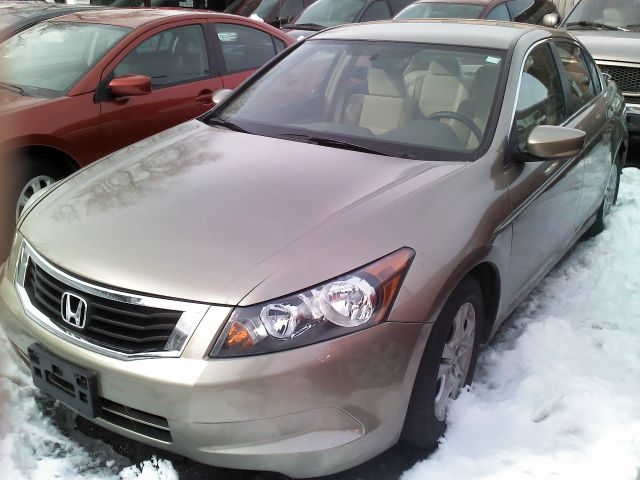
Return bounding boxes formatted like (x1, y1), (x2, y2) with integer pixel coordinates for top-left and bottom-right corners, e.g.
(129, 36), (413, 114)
(98, 21), (222, 157)
(504, 41), (585, 304)
(210, 21), (287, 90)
(553, 40), (612, 227)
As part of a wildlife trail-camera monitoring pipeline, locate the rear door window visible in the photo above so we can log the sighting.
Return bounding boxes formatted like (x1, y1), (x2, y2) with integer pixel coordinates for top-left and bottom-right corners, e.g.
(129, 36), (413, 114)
(485, 3), (511, 20)
(360, 0), (392, 21)
(215, 23), (278, 73)
(555, 42), (597, 113)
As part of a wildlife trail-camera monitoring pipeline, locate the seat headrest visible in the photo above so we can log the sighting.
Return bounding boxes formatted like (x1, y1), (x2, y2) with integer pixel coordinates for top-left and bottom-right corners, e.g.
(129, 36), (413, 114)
(368, 68), (406, 97)
(427, 56), (461, 76)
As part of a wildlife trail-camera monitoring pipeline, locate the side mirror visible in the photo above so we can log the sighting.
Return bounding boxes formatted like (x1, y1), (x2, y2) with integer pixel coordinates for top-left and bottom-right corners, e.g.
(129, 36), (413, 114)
(602, 72), (613, 84)
(542, 13), (559, 28)
(525, 125), (586, 159)
(108, 75), (152, 97)
(212, 88), (233, 107)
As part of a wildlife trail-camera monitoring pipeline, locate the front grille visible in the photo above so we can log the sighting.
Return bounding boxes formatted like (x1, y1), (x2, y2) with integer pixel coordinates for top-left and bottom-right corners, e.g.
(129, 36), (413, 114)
(598, 64), (640, 95)
(99, 398), (172, 442)
(23, 260), (183, 354)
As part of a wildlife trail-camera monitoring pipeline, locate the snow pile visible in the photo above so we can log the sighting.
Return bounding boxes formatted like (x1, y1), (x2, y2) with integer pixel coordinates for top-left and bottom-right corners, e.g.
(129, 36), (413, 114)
(404, 168), (640, 480)
(0, 336), (177, 479)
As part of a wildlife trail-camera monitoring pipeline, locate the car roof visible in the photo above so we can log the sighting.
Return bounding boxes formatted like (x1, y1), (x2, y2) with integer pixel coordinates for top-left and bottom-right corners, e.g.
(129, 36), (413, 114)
(49, 8), (241, 29)
(312, 19), (562, 49)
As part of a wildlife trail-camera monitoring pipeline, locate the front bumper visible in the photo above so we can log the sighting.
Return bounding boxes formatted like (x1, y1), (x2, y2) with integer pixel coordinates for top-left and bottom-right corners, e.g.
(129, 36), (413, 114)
(0, 266), (429, 478)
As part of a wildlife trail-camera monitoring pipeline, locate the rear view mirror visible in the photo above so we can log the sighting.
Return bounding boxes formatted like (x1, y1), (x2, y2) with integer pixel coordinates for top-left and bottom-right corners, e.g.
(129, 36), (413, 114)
(108, 75), (152, 97)
(525, 125), (585, 159)
(212, 89), (233, 107)
(542, 13), (560, 28)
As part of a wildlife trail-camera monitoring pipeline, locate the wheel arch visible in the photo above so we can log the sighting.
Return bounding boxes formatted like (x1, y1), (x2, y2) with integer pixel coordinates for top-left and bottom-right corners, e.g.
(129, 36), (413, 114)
(6, 145), (80, 176)
(466, 261), (501, 344)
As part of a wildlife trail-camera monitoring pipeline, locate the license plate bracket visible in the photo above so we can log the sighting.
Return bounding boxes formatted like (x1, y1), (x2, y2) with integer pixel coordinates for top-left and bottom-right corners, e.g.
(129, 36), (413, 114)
(28, 343), (98, 418)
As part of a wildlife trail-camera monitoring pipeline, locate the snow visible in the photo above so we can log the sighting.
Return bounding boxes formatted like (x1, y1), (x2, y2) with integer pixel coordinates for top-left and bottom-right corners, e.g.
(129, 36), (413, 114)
(403, 168), (640, 480)
(0, 170), (639, 479)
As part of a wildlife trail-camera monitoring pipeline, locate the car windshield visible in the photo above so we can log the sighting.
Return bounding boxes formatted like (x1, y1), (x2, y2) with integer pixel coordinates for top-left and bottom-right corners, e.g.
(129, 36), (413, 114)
(295, 0), (366, 27)
(0, 21), (129, 98)
(395, 3), (485, 19)
(207, 40), (505, 160)
(564, 0), (640, 31)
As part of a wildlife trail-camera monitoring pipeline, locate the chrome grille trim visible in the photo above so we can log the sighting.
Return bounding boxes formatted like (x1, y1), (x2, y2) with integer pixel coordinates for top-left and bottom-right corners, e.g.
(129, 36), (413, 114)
(15, 240), (210, 360)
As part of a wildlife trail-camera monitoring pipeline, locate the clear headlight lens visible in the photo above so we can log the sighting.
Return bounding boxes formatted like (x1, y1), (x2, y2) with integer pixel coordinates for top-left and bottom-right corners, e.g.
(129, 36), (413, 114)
(211, 248), (414, 358)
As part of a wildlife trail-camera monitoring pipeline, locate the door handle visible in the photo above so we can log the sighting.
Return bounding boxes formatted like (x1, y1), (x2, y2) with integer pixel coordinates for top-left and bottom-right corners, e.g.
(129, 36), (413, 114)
(195, 90), (214, 105)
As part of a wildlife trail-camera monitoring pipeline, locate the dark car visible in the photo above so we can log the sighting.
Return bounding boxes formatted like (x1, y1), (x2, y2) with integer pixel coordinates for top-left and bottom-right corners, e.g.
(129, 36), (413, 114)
(284, 0), (414, 39)
(224, 0), (318, 28)
(557, 0), (640, 154)
(0, 8), (294, 256)
(0, 1), (97, 41)
(395, 0), (559, 24)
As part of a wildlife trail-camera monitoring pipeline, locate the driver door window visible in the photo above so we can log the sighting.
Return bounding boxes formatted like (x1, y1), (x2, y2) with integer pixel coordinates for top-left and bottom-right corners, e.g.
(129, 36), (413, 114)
(514, 43), (566, 149)
(113, 25), (209, 88)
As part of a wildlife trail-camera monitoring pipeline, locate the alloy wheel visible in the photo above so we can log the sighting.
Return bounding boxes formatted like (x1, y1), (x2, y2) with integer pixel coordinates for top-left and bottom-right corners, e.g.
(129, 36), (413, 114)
(15, 175), (55, 223)
(434, 301), (476, 422)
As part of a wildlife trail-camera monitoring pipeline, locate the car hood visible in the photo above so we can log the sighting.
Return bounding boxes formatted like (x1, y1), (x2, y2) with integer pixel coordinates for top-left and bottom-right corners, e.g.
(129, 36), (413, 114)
(569, 30), (640, 64)
(21, 120), (464, 305)
(0, 89), (50, 113)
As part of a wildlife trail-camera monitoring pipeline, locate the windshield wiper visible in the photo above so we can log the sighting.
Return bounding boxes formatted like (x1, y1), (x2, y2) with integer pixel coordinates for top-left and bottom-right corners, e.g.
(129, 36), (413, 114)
(278, 133), (416, 159)
(281, 22), (326, 31)
(0, 82), (27, 96)
(208, 118), (249, 133)
(565, 21), (628, 31)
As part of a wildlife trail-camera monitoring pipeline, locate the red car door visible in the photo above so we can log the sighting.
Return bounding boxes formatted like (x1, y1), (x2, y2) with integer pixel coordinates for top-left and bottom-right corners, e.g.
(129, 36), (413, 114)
(98, 20), (223, 157)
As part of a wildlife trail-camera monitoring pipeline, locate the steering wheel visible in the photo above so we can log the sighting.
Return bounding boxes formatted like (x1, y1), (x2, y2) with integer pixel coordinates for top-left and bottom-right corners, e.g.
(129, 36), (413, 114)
(426, 111), (483, 143)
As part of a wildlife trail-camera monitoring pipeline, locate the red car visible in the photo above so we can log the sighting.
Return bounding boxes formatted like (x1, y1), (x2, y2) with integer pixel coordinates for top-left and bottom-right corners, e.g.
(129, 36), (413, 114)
(0, 8), (293, 254)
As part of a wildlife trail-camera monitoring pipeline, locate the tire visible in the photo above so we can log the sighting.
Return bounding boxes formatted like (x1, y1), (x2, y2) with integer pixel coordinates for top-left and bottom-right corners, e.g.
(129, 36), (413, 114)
(584, 156), (621, 238)
(0, 156), (64, 258)
(401, 277), (484, 449)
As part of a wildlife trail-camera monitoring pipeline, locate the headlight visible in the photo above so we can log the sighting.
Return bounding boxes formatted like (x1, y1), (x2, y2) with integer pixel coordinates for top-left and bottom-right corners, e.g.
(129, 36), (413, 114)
(211, 248), (414, 358)
(3, 232), (23, 283)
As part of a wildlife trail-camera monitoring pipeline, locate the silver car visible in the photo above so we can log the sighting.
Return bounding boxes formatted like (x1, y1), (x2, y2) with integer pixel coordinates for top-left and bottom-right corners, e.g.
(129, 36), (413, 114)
(0, 19), (627, 478)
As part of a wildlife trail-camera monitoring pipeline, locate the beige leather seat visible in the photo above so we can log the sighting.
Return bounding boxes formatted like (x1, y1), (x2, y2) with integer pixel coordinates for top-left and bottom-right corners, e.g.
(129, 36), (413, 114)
(412, 56), (467, 118)
(340, 68), (416, 135)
